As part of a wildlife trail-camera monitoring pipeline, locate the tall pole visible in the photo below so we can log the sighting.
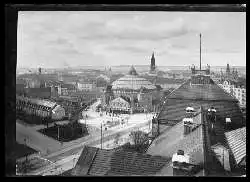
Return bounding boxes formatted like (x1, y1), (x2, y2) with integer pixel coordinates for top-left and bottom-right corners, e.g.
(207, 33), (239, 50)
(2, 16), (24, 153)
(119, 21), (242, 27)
(57, 125), (60, 141)
(200, 33), (202, 71)
(100, 123), (103, 149)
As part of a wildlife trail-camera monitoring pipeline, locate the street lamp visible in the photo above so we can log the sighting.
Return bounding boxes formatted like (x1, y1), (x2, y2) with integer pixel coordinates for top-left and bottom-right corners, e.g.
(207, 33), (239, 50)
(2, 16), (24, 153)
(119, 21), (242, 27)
(100, 123), (103, 149)
(57, 125), (60, 141)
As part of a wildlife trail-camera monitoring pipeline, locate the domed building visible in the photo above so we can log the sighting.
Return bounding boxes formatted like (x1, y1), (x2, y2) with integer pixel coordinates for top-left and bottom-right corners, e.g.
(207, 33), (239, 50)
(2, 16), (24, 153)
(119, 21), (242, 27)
(102, 66), (157, 114)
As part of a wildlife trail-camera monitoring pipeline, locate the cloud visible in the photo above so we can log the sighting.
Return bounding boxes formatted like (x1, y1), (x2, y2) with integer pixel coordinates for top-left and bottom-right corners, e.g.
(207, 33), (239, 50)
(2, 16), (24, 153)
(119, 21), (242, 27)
(17, 12), (246, 68)
(106, 44), (149, 54)
(78, 16), (193, 41)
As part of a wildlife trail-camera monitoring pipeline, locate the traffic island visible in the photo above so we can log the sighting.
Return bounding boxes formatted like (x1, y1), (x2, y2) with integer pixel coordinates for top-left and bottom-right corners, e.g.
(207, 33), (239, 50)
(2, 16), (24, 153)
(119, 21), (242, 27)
(38, 122), (89, 142)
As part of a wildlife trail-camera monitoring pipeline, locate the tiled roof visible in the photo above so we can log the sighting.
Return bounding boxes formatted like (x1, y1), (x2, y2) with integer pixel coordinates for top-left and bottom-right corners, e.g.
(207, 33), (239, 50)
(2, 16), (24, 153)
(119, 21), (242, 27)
(158, 98), (242, 124)
(16, 95), (57, 108)
(71, 146), (170, 176)
(71, 147), (98, 176)
(147, 112), (206, 176)
(148, 112), (204, 166)
(225, 127), (246, 165)
(167, 79), (238, 101)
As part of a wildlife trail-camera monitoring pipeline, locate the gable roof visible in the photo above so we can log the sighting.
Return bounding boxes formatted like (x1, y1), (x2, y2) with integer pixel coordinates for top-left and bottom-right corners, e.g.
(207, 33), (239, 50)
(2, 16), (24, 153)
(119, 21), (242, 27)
(225, 127), (246, 165)
(110, 97), (130, 105)
(167, 79), (238, 102)
(71, 146), (170, 176)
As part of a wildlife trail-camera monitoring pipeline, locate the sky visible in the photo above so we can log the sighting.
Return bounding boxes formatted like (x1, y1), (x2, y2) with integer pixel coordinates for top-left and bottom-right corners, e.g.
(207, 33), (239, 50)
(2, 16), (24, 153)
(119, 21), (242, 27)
(17, 11), (246, 68)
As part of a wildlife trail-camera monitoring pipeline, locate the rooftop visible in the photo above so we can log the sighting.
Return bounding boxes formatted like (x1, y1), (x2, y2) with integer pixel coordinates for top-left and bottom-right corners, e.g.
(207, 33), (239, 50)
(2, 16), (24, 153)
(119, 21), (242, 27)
(225, 127), (246, 166)
(167, 79), (237, 101)
(112, 66), (156, 91)
(148, 107), (228, 176)
(157, 74), (242, 123)
(70, 146), (170, 176)
(16, 95), (57, 109)
(147, 112), (204, 166)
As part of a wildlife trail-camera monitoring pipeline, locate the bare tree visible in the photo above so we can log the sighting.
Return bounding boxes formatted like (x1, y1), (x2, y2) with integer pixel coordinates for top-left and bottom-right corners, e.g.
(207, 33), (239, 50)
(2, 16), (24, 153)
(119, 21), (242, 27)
(114, 133), (121, 146)
(129, 130), (148, 147)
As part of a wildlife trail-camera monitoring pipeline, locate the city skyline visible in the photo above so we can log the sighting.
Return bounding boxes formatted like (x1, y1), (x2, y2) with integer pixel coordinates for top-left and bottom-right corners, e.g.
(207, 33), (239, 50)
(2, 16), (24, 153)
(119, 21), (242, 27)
(17, 11), (246, 68)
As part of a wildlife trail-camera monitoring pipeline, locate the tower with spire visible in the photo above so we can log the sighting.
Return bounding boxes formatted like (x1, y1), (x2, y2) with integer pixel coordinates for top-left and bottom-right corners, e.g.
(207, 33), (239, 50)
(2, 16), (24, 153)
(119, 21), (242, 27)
(226, 63), (231, 78)
(150, 52), (156, 73)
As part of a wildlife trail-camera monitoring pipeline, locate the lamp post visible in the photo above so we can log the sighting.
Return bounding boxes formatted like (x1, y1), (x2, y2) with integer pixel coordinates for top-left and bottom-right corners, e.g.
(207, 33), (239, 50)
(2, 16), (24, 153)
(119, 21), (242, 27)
(57, 125), (60, 141)
(100, 123), (103, 149)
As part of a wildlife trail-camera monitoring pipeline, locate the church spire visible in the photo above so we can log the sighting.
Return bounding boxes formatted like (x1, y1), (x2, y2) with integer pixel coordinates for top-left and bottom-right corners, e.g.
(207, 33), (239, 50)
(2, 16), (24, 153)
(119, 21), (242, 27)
(150, 51), (156, 72)
(226, 63), (230, 75)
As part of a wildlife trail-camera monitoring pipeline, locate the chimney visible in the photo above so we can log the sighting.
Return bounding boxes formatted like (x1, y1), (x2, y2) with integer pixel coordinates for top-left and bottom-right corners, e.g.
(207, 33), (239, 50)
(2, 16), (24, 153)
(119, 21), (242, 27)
(185, 106), (195, 118)
(172, 149), (190, 169)
(183, 118), (194, 135)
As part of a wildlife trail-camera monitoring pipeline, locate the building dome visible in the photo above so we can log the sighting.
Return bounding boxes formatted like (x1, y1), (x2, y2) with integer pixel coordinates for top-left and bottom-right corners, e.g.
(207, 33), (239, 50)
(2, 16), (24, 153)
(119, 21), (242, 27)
(128, 65), (138, 76)
(112, 66), (156, 90)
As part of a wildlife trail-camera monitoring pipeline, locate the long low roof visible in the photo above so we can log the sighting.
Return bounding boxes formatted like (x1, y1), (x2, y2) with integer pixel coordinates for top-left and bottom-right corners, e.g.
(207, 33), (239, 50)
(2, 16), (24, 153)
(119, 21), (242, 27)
(16, 95), (57, 108)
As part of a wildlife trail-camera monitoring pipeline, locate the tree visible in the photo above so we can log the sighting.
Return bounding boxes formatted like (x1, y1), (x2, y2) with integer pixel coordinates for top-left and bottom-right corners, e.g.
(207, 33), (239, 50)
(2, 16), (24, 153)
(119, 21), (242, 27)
(114, 133), (121, 146)
(129, 130), (148, 152)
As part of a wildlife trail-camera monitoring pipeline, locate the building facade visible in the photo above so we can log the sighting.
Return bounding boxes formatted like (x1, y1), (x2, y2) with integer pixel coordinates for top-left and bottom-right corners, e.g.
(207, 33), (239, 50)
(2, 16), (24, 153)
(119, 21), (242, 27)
(77, 81), (97, 91)
(102, 66), (157, 114)
(219, 80), (246, 107)
(16, 95), (65, 121)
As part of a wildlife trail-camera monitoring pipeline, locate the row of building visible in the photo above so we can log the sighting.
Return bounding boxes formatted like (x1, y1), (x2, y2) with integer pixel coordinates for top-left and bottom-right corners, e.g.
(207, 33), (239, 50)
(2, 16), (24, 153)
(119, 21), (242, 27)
(218, 80), (246, 107)
(16, 95), (66, 120)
